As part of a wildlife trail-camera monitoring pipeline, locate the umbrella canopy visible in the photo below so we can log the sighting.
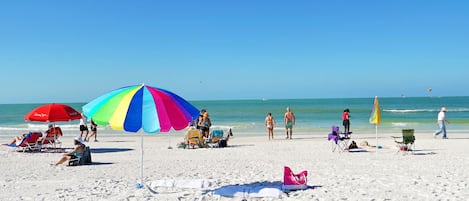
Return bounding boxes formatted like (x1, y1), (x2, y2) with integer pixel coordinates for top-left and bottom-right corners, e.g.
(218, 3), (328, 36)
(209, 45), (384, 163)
(369, 96), (381, 149)
(369, 96), (381, 125)
(24, 103), (82, 122)
(82, 84), (200, 187)
(82, 84), (200, 133)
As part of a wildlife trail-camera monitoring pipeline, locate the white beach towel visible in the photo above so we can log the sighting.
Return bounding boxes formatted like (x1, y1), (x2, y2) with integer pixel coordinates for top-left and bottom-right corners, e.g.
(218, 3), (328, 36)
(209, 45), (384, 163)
(213, 185), (284, 198)
(147, 179), (214, 189)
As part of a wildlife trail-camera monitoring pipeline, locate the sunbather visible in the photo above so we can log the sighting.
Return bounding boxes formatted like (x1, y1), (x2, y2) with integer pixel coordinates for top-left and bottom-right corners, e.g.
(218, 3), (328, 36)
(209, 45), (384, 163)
(9, 133), (30, 145)
(55, 137), (85, 166)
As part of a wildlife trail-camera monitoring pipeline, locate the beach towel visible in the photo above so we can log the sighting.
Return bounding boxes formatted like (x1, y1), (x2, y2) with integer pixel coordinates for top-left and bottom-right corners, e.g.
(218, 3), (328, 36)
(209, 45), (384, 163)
(147, 179), (214, 189)
(213, 184), (284, 198)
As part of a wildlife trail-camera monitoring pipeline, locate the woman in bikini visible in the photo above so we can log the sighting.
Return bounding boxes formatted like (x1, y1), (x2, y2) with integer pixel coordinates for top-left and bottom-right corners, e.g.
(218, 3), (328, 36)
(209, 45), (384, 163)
(265, 112), (276, 140)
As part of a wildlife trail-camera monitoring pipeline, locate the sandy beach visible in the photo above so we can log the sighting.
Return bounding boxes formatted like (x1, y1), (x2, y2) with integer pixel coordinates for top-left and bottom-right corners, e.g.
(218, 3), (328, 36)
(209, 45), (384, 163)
(1, 130), (468, 201)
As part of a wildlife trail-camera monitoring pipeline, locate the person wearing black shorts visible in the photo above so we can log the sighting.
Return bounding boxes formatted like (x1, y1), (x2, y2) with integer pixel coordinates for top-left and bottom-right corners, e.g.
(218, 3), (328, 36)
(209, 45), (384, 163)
(86, 118), (98, 142)
(79, 113), (89, 140)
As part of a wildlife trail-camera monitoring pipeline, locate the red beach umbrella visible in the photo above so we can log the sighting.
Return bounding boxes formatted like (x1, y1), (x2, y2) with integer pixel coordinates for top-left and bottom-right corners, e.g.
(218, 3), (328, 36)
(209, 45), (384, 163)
(24, 103), (82, 122)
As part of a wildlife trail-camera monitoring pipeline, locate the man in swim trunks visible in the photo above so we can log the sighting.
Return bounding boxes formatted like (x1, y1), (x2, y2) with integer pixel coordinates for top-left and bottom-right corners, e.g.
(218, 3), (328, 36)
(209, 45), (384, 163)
(284, 107), (295, 139)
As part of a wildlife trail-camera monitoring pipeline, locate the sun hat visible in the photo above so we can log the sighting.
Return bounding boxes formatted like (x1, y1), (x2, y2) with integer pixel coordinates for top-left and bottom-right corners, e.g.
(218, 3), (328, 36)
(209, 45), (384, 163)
(74, 136), (83, 144)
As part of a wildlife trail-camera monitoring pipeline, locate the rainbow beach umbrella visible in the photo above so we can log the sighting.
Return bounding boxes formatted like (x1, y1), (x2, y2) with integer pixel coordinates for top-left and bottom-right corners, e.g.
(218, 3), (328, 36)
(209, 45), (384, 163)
(82, 84), (200, 187)
(82, 84), (199, 133)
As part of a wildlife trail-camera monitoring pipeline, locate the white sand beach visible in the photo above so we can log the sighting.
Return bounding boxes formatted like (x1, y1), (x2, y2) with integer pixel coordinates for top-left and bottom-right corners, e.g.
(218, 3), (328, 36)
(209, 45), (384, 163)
(1, 130), (469, 201)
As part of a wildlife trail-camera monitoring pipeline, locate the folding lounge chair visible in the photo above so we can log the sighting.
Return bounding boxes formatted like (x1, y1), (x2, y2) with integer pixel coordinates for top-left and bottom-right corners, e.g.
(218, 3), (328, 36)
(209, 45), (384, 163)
(10, 132), (43, 152)
(42, 127), (63, 150)
(69, 146), (92, 166)
(184, 126), (204, 148)
(282, 166), (308, 191)
(327, 126), (350, 152)
(392, 129), (415, 154)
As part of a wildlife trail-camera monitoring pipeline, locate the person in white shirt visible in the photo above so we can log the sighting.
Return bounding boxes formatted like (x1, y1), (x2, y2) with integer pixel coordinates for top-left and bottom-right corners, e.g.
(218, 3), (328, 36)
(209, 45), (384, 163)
(434, 107), (449, 139)
(79, 113), (89, 140)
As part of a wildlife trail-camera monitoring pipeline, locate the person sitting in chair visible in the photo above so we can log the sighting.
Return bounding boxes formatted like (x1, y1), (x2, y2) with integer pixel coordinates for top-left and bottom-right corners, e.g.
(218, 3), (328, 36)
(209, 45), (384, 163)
(8, 133), (30, 146)
(55, 137), (85, 166)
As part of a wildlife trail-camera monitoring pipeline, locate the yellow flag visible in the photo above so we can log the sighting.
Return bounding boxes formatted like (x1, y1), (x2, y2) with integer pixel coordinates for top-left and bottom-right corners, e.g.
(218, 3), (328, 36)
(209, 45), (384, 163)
(369, 96), (381, 125)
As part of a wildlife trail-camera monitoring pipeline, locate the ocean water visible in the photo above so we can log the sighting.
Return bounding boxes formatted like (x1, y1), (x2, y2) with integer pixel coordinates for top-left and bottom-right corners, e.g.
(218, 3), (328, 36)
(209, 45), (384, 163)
(1, 97), (468, 138)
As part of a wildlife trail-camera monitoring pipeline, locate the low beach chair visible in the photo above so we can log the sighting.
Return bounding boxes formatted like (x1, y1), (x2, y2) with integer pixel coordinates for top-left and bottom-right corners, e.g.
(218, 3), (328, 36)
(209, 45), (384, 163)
(184, 126), (204, 148)
(327, 125), (350, 152)
(8, 132), (43, 152)
(206, 128), (233, 148)
(68, 146), (92, 166)
(392, 129), (415, 154)
(42, 127), (63, 150)
(282, 166), (308, 191)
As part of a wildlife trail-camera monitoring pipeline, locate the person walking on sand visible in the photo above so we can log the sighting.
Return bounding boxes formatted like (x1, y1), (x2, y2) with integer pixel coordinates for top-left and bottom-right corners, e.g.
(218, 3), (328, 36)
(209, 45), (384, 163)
(434, 107), (450, 139)
(284, 107), (295, 139)
(79, 113), (89, 140)
(86, 118), (98, 142)
(265, 112), (276, 140)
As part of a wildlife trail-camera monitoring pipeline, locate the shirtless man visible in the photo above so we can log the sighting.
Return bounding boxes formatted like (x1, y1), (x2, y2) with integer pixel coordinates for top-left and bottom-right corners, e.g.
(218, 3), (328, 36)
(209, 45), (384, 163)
(265, 112), (276, 140)
(284, 107), (295, 139)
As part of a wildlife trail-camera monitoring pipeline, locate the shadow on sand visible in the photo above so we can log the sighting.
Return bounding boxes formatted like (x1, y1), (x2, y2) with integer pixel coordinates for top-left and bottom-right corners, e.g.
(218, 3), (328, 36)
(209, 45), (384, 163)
(207, 180), (320, 199)
(90, 148), (133, 154)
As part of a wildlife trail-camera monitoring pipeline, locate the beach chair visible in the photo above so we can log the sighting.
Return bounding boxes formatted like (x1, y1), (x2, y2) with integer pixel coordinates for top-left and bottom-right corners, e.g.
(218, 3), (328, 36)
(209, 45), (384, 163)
(392, 129), (415, 154)
(42, 127), (63, 150)
(184, 126), (204, 148)
(282, 166), (308, 191)
(10, 132), (43, 152)
(68, 146), (92, 166)
(327, 125), (350, 152)
(206, 128), (233, 148)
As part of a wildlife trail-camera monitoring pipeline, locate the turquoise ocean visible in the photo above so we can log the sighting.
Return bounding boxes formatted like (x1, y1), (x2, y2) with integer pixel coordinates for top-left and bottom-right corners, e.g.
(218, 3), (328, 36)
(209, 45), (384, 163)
(1, 96), (468, 138)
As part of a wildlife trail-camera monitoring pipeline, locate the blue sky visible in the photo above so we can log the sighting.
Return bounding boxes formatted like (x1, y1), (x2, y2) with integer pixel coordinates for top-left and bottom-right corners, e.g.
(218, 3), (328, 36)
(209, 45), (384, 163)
(1, 1), (468, 104)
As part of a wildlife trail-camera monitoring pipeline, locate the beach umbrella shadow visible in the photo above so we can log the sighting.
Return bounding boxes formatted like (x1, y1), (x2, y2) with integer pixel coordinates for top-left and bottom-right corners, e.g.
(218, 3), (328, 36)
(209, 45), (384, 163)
(209, 180), (320, 199)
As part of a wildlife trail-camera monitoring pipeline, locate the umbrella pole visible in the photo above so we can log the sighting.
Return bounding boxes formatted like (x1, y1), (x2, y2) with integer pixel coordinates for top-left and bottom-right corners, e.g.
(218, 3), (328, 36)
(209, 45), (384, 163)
(375, 125), (378, 152)
(139, 132), (144, 188)
(134, 132), (144, 189)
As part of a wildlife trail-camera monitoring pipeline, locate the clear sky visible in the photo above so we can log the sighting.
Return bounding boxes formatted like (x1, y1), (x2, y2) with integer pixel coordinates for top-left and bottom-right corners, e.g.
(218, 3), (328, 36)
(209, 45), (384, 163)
(1, 1), (468, 104)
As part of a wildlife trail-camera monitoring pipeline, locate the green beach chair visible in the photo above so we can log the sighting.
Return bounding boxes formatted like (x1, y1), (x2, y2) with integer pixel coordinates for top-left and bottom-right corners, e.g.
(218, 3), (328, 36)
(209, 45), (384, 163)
(392, 129), (415, 154)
